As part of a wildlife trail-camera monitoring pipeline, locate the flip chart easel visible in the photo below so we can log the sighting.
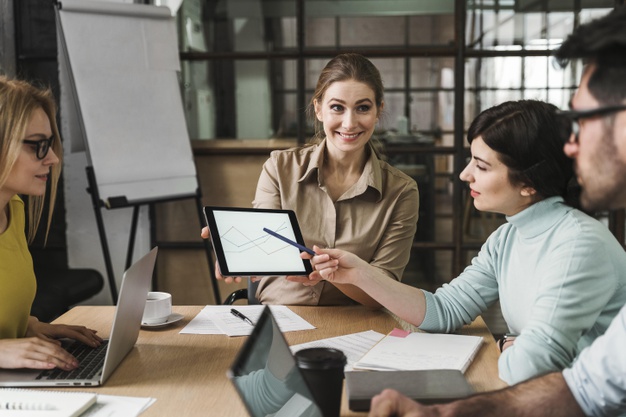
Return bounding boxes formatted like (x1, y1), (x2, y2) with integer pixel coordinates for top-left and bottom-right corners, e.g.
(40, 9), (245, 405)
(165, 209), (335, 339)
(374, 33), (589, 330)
(55, 0), (219, 303)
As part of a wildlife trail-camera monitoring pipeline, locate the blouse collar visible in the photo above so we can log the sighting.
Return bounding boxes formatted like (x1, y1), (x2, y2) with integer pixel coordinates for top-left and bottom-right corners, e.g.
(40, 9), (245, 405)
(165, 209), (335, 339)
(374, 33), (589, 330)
(298, 139), (383, 202)
(506, 196), (570, 238)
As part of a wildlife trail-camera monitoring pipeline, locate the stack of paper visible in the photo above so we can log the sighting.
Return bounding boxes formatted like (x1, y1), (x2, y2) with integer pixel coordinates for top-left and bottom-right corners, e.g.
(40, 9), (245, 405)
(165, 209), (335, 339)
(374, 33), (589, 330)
(353, 329), (483, 373)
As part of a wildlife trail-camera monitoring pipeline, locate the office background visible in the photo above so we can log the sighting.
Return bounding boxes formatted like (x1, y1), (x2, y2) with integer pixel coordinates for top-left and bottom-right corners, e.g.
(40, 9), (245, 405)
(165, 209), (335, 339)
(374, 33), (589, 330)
(1, 0), (623, 335)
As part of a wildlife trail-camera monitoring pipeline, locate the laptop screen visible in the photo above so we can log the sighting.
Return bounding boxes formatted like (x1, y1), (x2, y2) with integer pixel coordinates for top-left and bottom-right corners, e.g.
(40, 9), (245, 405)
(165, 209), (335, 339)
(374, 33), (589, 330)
(228, 307), (322, 417)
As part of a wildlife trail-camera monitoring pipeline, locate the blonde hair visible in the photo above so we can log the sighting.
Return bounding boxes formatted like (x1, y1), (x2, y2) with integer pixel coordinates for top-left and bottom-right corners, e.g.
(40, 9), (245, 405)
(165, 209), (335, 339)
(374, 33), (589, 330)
(0, 75), (63, 243)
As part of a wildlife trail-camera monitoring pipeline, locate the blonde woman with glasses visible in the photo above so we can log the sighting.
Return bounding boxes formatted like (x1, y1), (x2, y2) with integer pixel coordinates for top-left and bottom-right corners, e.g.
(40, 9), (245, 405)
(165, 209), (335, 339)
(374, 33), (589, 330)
(0, 76), (102, 370)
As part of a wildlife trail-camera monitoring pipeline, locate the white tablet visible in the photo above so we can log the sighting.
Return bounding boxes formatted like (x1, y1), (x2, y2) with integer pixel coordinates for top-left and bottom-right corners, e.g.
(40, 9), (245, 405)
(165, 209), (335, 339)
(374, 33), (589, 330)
(204, 206), (314, 276)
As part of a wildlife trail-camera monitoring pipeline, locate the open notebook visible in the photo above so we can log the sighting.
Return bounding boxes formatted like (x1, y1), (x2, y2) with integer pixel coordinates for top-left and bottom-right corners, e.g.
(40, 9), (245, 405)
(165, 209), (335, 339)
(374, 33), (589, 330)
(353, 329), (483, 372)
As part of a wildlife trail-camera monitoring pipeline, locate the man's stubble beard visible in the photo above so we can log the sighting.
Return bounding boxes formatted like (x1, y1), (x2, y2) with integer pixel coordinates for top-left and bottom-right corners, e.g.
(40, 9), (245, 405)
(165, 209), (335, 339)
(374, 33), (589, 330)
(579, 125), (626, 212)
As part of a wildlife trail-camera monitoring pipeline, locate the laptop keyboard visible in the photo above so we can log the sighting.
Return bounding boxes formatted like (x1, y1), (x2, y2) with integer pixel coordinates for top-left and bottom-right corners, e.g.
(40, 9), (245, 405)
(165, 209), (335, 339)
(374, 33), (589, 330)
(37, 340), (109, 380)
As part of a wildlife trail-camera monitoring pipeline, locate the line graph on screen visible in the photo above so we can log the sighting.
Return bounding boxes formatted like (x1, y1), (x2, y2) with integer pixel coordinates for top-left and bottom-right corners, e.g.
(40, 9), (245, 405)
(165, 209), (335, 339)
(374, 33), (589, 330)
(220, 223), (293, 255)
(212, 209), (308, 273)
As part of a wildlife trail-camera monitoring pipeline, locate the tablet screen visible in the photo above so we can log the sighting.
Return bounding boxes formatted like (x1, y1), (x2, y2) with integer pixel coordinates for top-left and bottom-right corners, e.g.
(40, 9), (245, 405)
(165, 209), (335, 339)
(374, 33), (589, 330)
(204, 207), (313, 276)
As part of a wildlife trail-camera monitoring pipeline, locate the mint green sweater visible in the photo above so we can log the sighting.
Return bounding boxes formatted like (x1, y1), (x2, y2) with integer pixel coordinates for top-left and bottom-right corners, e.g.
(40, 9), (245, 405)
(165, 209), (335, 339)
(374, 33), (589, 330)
(420, 196), (626, 385)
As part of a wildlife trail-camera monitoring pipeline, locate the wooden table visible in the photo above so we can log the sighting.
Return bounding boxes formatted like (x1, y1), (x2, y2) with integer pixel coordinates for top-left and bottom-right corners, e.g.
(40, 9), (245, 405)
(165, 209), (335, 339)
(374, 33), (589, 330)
(52, 305), (506, 416)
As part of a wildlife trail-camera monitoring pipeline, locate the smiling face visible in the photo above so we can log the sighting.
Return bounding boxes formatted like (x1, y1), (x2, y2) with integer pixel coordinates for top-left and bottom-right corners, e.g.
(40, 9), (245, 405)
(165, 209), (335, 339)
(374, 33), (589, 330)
(314, 79), (380, 158)
(1, 107), (59, 201)
(564, 65), (626, 211)
(460, 136), (536, 216)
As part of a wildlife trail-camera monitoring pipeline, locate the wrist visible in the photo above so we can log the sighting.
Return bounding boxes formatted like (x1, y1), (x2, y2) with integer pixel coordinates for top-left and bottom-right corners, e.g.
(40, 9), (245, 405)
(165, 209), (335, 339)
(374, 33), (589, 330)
(356, 262), (386, 288)
(498, 333), (517, 352)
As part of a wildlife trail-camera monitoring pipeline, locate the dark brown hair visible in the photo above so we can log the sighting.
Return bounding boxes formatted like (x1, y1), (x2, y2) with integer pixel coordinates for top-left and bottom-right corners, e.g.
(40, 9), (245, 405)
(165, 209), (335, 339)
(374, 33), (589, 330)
(554, 6), (626, 106)
(467, 100), (579, 207)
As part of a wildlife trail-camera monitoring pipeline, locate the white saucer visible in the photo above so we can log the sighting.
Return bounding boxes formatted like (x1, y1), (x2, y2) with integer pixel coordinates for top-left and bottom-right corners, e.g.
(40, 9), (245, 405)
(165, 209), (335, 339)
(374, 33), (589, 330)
(141, 313), (184, 329)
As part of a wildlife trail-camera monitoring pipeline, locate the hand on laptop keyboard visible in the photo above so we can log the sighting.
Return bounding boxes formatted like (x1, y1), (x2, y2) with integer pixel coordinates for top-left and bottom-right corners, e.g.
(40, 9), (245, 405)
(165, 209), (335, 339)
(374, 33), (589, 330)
(0, 337), (79, 370)
(0, 317), (104, 371)
(26, 318), (104, 349)
(37, 341), (110, 381)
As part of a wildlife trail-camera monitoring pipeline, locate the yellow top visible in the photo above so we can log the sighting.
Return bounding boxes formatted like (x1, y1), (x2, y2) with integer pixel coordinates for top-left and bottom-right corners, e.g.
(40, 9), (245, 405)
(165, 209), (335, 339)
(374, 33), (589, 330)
(0, 195), (36, 338)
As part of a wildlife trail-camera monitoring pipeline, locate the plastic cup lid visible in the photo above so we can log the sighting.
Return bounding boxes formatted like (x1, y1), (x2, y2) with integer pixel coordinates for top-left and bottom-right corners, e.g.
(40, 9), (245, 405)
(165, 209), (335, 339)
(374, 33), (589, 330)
(295, 347), (347, 370)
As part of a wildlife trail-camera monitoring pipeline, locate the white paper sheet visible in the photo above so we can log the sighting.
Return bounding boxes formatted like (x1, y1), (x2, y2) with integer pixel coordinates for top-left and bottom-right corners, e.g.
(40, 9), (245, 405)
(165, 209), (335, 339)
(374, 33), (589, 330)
(290, 330), (385, 371)
(180, 305), (315, 336)
(80, 394), (155, 417)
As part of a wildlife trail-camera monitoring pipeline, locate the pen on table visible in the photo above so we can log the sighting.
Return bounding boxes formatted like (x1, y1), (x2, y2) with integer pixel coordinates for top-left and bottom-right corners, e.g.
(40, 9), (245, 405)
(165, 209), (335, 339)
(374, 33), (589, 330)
(0, 400), (56, 411)
(231, 308), (255, 326)
(262, 227), (316, 256)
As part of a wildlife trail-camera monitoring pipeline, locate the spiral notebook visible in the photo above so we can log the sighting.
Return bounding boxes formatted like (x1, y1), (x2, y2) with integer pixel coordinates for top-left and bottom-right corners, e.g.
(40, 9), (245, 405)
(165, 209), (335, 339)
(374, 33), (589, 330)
(0, 388), (96, 416)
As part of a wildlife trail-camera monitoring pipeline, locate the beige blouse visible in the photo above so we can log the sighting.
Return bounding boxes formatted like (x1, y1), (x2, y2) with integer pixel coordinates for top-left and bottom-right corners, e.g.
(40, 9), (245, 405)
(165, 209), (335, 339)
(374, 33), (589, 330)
(253, 139), (420, 305)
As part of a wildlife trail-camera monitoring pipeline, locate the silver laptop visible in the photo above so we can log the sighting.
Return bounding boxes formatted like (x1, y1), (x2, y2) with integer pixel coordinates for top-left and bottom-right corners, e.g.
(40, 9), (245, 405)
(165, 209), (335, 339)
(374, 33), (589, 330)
(0, 247), (158, 387)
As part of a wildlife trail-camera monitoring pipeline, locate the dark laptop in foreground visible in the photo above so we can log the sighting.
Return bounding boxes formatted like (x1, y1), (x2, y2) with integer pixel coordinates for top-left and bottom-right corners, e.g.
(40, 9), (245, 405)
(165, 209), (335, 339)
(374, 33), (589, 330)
(228, 306), (323, 417)
(0, 247), (158, 387)
(345, 368), (474, 411)
(229, 306), (475, 416)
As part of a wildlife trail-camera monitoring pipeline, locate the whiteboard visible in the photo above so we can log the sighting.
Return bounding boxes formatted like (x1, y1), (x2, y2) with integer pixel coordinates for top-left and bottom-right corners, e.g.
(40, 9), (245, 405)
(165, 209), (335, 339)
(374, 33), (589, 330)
(56, 0), (198, 207)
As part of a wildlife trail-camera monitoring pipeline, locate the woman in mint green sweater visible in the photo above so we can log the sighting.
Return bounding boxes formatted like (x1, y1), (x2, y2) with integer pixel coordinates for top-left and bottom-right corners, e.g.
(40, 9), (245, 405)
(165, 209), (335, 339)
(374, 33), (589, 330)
(299, 100), (626, 385)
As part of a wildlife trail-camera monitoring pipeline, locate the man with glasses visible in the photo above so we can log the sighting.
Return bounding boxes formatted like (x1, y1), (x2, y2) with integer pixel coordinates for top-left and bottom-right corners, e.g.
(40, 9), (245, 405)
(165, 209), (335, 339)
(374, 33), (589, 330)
(369, 6), (626, 417)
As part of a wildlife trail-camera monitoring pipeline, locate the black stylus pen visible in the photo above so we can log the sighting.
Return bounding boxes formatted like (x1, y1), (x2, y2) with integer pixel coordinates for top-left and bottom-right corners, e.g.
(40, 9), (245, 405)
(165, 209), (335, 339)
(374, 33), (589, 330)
(231, 308), (255, 326)
(263, 227), (316, 255)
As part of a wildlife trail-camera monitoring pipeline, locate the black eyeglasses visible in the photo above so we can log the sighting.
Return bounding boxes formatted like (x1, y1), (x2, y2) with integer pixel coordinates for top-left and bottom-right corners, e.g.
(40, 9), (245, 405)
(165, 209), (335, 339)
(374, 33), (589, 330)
(558, 104), (626, 144)
(22, 136), (55, 160)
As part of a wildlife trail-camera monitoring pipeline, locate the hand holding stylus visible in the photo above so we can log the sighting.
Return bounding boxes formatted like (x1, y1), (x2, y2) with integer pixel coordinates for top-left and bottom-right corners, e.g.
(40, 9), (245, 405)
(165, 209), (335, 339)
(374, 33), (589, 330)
(294, 245), (368, 286)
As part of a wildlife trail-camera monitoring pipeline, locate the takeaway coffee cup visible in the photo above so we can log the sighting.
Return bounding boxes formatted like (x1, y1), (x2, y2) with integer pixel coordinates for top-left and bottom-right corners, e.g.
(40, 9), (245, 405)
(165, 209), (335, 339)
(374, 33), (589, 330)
(295, 347), (347, 417)
(142, 291), (172, 325)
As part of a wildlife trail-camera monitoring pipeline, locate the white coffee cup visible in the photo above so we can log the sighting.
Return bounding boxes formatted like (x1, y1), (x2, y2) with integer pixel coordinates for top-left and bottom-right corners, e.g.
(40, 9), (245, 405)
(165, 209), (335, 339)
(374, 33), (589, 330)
(142, 291), (172, 324)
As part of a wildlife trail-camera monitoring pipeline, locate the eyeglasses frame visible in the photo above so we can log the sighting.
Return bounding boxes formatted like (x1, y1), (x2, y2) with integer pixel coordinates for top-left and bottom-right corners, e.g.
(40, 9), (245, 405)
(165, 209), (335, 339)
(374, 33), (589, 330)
(558, 104), (626, 144)
(22, 136), (55, 160)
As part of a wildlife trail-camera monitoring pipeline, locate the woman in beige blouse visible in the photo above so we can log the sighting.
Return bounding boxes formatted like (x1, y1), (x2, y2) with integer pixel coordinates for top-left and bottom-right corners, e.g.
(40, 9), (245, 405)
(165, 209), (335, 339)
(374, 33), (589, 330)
(203, 53), (419, 306)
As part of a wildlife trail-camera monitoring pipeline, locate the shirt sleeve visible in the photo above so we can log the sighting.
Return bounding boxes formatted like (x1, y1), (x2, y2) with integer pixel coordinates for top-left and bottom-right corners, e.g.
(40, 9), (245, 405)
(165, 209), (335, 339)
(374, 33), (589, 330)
(498, 230), (620, 385)
(563, 304), (626, 417)
(419, 232), (501, 333)
(368, 179), (419, 281)
(252, 154), (282, 210)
